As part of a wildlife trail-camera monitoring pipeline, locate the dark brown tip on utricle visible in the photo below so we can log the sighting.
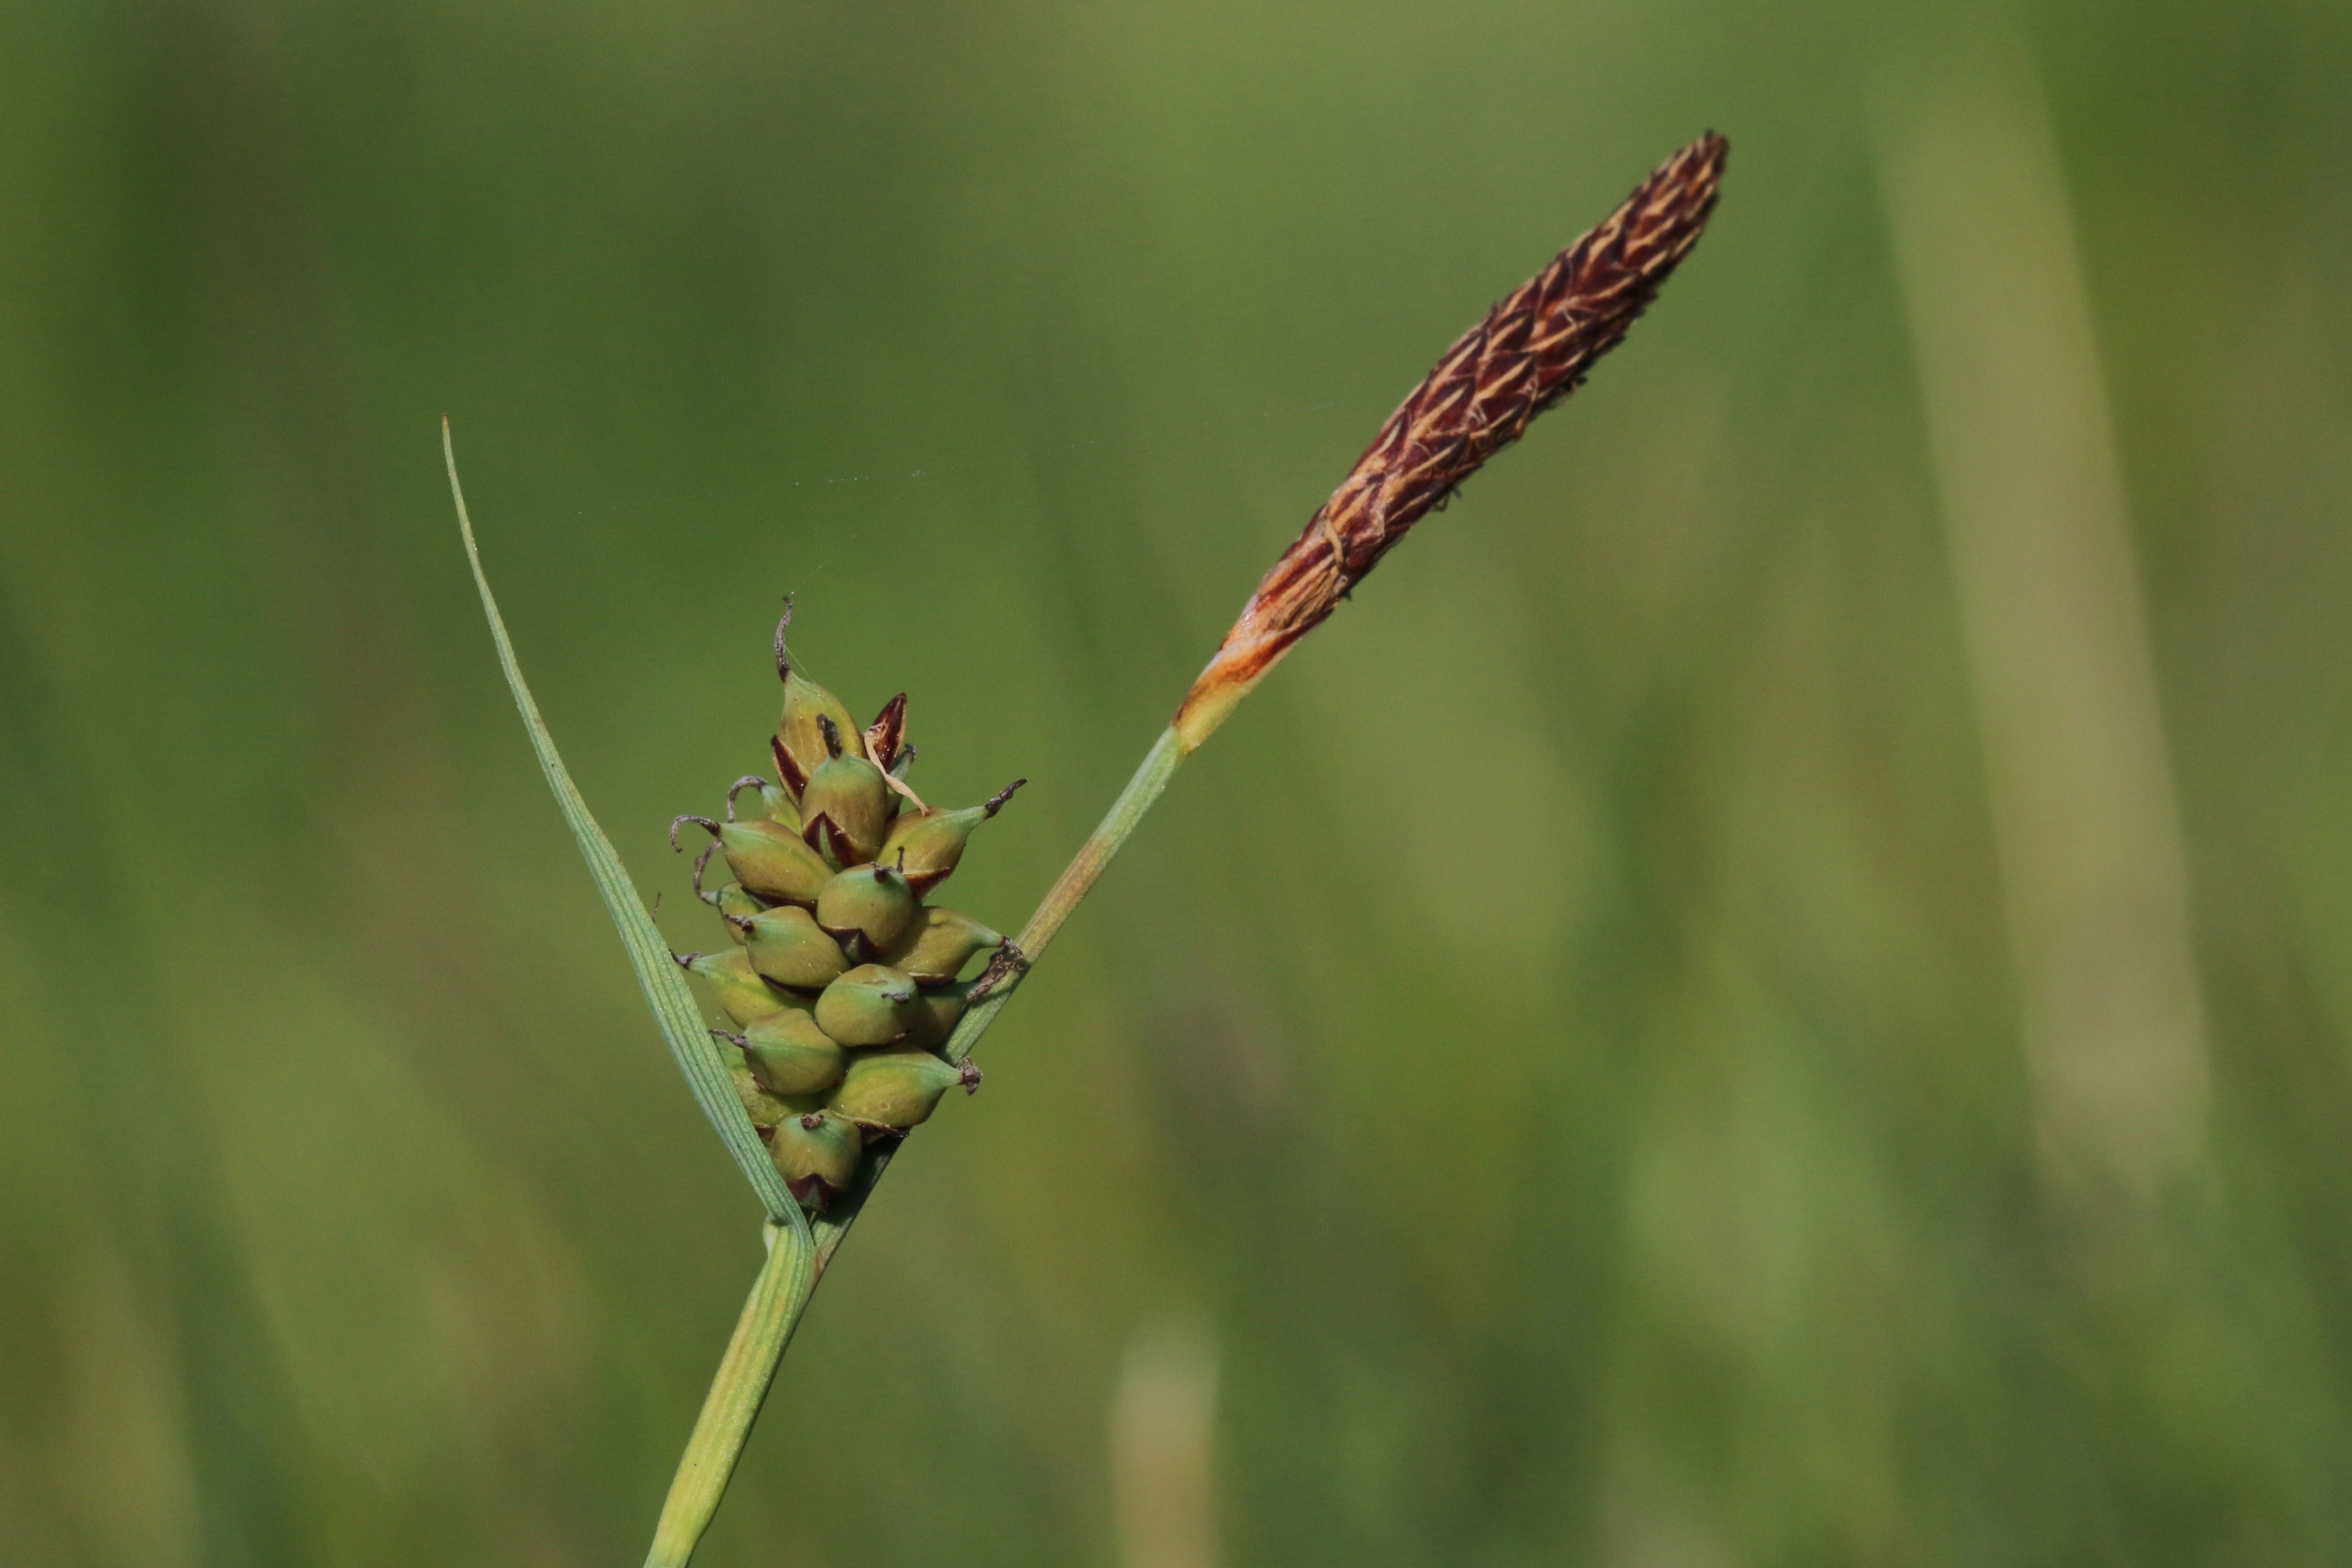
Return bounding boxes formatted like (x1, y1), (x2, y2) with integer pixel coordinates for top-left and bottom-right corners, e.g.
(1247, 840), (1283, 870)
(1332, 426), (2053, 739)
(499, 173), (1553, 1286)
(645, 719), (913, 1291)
(725, 914), (756, 934)
(817, 713), (843, 760)
(671, 815), (721, 850)
(774, 596), (795, 684)
(708, 1029), (750, 1049)
(983, 778), (1027, 817)
(957, 1061), (983, 1093)
(672, 951), (702, 970)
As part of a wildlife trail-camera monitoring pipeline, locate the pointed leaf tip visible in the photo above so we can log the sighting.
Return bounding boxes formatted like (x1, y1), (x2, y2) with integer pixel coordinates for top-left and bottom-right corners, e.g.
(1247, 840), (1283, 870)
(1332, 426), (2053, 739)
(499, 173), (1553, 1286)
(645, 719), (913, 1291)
(446, 424), (807, 1230)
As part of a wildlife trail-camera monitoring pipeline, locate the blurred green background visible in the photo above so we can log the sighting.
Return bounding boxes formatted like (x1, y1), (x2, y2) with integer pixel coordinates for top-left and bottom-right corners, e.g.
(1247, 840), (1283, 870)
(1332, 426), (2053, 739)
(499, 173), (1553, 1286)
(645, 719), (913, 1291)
(3, 0), (2349, 1563)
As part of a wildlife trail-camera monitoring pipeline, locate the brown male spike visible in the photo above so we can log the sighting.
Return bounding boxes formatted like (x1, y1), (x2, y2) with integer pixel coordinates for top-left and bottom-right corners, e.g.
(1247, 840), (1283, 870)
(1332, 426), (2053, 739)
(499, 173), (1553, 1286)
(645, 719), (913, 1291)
(1174, 132), (1728, 746)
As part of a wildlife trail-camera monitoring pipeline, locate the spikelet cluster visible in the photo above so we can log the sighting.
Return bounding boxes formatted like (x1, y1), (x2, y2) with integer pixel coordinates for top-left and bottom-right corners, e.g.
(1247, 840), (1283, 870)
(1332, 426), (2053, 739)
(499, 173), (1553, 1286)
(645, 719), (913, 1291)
(672, 615), (1023, 1211)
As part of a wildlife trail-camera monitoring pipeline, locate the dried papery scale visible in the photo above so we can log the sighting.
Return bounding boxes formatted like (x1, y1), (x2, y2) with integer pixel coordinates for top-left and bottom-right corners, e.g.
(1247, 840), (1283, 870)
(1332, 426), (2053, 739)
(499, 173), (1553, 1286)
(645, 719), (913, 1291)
(673, 608), (1015, 1212)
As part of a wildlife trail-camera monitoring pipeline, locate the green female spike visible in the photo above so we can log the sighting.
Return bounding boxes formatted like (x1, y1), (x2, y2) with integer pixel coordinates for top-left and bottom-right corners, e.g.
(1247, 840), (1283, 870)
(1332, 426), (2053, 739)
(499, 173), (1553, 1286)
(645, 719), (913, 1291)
(829, 1046), (981, 1131)
(729, 904), (850, 991)
(813, 963), (921, 1047)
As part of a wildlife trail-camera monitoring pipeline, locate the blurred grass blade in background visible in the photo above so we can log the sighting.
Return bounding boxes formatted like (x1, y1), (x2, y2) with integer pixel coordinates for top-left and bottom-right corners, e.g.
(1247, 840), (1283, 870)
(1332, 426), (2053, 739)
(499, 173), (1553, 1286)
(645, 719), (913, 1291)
(1872, 30), (2210, 1205)
(1113, 1313), (1221, 1568)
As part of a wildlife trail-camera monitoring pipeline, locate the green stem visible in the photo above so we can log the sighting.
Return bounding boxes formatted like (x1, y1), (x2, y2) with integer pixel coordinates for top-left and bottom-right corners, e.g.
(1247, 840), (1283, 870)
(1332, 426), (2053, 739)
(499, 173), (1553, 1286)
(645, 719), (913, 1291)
(643, 1221), (817, 1568)
(949, 723), (1188, 1063)
(1017, 725), (1189, 949)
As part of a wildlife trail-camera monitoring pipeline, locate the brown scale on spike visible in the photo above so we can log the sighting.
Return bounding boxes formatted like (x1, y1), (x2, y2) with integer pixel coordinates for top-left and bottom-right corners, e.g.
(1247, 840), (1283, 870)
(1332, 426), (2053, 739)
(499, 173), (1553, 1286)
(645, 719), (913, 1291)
(1176, 133), (1727, 742)
(863, 694), (907, 772)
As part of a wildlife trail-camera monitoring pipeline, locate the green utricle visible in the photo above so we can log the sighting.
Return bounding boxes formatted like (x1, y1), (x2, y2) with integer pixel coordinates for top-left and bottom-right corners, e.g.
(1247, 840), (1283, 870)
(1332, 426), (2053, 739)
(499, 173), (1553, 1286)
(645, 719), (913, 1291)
(675, 658), (1018, 1212)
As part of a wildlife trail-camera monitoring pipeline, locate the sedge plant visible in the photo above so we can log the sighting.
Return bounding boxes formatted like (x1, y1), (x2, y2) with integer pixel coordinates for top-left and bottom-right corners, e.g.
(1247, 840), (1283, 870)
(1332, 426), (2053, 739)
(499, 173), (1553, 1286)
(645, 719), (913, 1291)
(449, 131), (1727, 1567)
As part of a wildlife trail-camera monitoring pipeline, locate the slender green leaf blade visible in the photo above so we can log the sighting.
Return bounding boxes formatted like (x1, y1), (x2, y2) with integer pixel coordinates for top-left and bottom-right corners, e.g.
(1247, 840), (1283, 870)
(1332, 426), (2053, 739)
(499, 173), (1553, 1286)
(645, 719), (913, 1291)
(444, 420), (804, 1227)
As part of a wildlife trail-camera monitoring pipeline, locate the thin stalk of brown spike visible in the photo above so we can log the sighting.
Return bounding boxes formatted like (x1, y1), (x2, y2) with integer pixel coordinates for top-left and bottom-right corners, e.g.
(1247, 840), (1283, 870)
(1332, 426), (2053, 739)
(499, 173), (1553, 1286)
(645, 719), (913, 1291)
(1173, 131), (1727, 748)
